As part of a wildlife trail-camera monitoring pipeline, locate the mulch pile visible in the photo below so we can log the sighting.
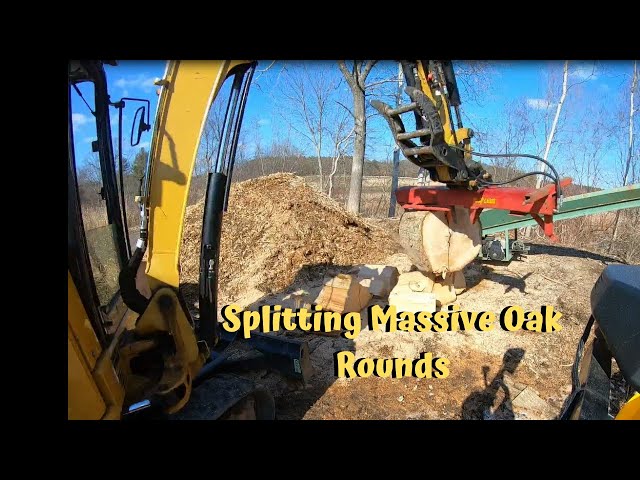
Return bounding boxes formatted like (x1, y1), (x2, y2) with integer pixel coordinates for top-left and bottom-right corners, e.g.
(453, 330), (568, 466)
(181, 173), (398, 301)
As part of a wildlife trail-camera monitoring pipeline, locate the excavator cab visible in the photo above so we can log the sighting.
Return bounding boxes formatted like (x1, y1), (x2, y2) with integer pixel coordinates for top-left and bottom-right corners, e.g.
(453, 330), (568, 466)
(560, 265), (640, 420)
(68, 60), (310, 420)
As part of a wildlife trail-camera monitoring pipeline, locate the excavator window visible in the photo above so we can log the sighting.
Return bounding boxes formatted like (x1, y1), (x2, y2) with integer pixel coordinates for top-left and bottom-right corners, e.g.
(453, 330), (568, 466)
(70, 79), (125, 310)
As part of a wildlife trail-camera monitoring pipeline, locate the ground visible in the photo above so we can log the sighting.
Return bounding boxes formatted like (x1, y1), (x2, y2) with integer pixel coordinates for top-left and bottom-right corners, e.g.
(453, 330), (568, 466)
(215, 243), (621, 420)
(178, 174), (631, 420)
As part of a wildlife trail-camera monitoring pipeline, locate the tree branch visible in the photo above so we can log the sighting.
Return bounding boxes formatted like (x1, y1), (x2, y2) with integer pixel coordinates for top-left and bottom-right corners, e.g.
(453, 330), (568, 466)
(361, 60), (377, 82)
(336, 100), (355, 120)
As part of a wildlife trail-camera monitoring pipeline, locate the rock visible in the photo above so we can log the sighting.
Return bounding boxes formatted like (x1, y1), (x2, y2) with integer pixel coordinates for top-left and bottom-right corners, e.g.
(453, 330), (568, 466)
(502, 373), (527, 398)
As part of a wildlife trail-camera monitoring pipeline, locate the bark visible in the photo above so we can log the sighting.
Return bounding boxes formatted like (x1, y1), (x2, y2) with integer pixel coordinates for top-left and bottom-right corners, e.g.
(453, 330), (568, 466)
(328, 125), (355, 198)
(347, 91), (366, 213)
(338, 60), (378, 214)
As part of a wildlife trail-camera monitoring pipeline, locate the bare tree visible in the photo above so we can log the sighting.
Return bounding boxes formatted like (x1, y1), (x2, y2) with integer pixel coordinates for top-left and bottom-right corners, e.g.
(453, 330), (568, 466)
(248, 118), (265, 175)
(197, 95), (227, 175)
(276, 64), (337, 192)
(338, 60), (378, 213)
(78, 152), (102, 184)
(536, 61), (569, 189)
(609, 60), (638, 252)
(327, 111), (355, 198)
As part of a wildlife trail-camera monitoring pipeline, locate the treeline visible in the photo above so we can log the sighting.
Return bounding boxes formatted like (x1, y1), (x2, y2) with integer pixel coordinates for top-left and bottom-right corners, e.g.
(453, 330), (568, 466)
(231, 154), (596, 196)
(233, 155), (421, 182)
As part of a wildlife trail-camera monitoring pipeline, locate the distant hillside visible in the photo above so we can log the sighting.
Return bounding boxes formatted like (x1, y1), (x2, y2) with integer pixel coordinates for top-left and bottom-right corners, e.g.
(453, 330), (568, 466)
(230, 155), (599, 195)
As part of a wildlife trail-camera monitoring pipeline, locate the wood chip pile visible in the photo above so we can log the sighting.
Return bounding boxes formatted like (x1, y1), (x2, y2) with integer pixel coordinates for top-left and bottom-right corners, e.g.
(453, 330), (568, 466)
(181, 173), (398, 301)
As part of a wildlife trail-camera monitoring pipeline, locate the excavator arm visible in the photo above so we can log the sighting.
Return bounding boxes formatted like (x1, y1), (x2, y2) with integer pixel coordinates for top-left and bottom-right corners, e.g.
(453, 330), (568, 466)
(372, 60), (487, 186)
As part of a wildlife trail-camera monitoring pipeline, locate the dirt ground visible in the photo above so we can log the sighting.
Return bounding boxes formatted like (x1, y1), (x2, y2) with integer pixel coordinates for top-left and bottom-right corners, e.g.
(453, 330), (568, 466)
(179, 174), (629, 420)
(217, 245), (617, 420)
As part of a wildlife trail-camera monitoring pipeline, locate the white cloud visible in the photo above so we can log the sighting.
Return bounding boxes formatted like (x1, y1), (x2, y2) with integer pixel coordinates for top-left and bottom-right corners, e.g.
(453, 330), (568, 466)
(526, 98), (554, 110)
(570, 63), (598, 81)
(114, 74), (156, 93)
(136, 141), (150, 149)
(83, 137), (95, 143)
(72, 113), (91, 127)
(257, 118), (270, 126)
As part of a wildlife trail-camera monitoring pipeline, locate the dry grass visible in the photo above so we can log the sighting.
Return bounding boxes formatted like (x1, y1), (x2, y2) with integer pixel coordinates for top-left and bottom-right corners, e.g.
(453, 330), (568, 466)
(527, 208), (640, 265)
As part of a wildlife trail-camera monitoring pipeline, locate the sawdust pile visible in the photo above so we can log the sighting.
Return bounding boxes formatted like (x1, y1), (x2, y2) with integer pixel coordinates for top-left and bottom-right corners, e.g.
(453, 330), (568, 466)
(181, 174), (398, 301)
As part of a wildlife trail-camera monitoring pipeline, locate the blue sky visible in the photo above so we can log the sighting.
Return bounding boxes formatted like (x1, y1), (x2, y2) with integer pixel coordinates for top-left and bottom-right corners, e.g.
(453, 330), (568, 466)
(70, 60), (637, 188)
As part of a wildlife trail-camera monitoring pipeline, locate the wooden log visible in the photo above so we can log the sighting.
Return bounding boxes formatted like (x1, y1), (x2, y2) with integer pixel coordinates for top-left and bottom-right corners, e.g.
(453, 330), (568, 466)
(357, 265), (400, 298)
(389, 271), (437, 313)
(314, 274), (372, 314)
(398, 207), (481, 275)
(431, 273), (456, 306)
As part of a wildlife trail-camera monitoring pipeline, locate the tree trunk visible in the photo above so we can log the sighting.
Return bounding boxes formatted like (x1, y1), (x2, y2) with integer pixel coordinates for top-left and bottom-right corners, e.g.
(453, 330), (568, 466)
(609, 60), (637, 254)
(525, 61), (568, 239)
(347, 90), (366, 213)
(316, 149), (324, 193)
(328, 154), (339, 198)
(536, 60), (569, 189)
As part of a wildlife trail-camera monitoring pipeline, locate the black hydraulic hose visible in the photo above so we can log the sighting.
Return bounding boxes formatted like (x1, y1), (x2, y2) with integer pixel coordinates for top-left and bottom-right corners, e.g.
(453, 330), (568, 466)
(477, 171), (558, 187)
(224, 62), (256, 211)
(198, 172), (227, 348)
(450, 145), (563, 200)
(118, 243), (149, 314)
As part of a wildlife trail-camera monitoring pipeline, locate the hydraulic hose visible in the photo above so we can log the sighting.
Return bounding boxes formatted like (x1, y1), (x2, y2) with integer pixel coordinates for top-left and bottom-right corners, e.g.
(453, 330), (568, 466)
(476, 171), (558, 187)
(450, 145), (563, 201)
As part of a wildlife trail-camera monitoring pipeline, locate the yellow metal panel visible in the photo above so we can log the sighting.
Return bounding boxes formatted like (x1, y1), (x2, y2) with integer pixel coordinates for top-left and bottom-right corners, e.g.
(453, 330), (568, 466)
(67, 271), (102, 369)
(146, 60), (248, 289)
(68, 330), (106, 420)
(416, 61), (455, 145)
(615, 392), (640, 420)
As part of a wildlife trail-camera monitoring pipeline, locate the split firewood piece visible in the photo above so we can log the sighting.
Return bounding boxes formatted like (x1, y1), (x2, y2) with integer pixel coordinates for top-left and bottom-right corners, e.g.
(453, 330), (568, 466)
(357, 265), (400, 298)
(314, 274), (372, 314)
(389, 271), (437, 313)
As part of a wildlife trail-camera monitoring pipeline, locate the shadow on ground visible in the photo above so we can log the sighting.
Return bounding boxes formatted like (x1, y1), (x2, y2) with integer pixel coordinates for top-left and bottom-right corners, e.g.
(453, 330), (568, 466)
(460, 348), (525, 420)
(527, 243), (622, 264)
(180, 263), (359, 420)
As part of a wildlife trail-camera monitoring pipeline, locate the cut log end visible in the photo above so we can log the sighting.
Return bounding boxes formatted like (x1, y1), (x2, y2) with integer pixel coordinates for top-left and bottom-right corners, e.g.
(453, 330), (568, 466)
(398, 207), (481, 275)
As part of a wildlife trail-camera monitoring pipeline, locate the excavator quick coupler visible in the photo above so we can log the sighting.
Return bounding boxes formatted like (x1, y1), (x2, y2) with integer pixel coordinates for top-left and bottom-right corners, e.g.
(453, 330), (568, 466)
(372, 87), (487, 187)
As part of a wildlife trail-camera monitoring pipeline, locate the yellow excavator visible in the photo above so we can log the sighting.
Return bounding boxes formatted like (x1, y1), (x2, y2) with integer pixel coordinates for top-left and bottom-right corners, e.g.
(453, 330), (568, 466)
(68, 59), (638, 420)
(68, 60), (312, 420)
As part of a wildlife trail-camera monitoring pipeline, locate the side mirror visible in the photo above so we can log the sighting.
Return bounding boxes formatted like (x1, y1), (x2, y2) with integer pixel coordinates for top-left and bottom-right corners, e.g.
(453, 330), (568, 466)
(131, 106), (150, 147)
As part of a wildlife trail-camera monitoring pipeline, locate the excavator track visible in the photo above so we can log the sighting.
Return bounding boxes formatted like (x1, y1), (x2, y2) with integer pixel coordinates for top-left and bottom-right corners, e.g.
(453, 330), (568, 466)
(171, 373), (275, 420)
